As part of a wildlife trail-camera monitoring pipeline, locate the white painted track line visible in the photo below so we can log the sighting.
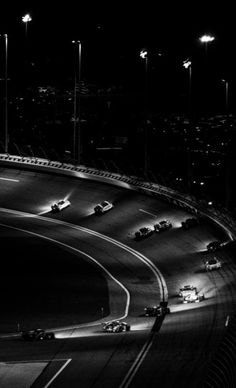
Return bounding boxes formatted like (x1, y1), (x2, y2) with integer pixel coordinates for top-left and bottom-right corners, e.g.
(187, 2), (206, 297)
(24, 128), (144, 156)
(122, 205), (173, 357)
(43, 359), (72, 388)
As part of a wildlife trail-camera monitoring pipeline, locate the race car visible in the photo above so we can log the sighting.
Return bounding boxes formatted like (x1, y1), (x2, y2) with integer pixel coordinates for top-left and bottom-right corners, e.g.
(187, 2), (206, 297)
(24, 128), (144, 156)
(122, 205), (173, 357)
(181, 217), (200, 230)
(183, 292), (205, 303)
(206, 240), (222, 252)
(205, 257), (222, 271)
(135, 227), (153, 240)
(21, 328), (55, 341)
(51, 199), (71, 212)
(102, 320), (130, 333)
(178, 285), (197, 297)
(94, 200), (114, 214)
(154, 220), (172, 232)
(144, 302), (170, 317)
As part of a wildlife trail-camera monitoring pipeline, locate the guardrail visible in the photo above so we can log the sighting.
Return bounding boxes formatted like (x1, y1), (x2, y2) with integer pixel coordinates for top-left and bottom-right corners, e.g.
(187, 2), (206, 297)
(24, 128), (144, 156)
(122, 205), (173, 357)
(1, 152), (236, 386)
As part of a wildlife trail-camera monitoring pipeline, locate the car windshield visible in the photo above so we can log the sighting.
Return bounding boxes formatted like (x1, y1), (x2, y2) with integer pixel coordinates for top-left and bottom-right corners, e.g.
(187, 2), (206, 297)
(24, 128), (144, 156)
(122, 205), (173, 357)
(210, 241), (220, 246)
(101, 201), (108, 207)
(58, 201), (64, 205)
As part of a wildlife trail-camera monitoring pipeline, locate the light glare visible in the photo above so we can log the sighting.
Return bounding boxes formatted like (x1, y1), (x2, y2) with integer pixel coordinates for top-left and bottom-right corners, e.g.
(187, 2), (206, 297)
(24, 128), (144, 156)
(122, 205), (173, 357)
(199, 34), (215, 43)
(140, 49), (148, 59)
(183, 59), (191, 69)
(22, 14), (32, 23)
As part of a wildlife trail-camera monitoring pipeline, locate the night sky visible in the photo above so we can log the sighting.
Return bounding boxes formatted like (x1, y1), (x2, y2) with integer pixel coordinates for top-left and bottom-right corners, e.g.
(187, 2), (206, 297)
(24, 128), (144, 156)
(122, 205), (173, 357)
(1, 2), (236, 110)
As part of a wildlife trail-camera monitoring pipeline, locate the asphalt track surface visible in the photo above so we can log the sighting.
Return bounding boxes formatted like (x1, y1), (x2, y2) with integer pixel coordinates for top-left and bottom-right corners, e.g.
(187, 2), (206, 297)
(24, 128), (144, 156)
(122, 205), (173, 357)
(0, 167), (236, 388)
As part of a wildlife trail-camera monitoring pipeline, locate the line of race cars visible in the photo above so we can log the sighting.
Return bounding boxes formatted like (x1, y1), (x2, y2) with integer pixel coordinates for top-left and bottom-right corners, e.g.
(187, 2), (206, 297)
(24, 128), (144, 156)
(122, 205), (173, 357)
(44, 200), (224, 337)
(50, 201), (224, 253)
(134, 216), (202, 240)
(102, 302), (171, 333)
(22, 260), (223, 339)
(51, 199), (114, 214)
(135, 220), (172, 240)
(177, 254), (222, 304)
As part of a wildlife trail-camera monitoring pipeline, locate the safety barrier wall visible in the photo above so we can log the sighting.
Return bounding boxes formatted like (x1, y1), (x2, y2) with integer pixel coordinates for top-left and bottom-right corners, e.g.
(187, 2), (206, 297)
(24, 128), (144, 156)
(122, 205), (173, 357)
(1, 152), (236, 385)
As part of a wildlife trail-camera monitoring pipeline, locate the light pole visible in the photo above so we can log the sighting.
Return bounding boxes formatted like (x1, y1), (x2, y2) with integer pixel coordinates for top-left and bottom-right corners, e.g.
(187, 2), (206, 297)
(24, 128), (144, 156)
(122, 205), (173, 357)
(72, 40), (82, 164)
(140, 48), (148, 175)
(22, 13), (32, 38)
(221, 79), (229, 115)
(183, 58), (192, 189)
(183, 58), (192, 116)
(199, 34), (215, 112)
(1, 34), (8, 153)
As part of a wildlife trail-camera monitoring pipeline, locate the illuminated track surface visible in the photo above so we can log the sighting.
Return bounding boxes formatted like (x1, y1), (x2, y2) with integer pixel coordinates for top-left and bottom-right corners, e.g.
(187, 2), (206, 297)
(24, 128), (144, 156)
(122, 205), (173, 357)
(0, 167), (236, 388)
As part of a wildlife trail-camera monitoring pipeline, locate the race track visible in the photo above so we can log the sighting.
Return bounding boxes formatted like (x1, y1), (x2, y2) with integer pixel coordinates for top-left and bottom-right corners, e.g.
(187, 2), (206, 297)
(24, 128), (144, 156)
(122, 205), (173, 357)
(0, 166), (236, 388)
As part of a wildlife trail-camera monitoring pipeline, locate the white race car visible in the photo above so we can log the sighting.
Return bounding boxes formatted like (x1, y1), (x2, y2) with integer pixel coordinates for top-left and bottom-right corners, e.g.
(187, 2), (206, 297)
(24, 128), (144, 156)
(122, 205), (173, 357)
(205, 257), (222, 271)
(178, 285), (197, 297)
(51, 199), (71, 212)
(183, 292), (205, 303)
(102, 320), (130, 333)
(94, 201), (114, 214)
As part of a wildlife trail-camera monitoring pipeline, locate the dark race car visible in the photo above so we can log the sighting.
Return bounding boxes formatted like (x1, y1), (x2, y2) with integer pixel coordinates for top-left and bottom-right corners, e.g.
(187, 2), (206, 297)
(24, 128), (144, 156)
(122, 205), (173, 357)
(144, 302), (170, 317)
(154, 220), (172, 233)
(102, 320), (130, 333)
(206, 240), (222, 252)
(21, 328), (55, 341)
(135, 227), (153, 240)
(181, 217), (200, 230)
